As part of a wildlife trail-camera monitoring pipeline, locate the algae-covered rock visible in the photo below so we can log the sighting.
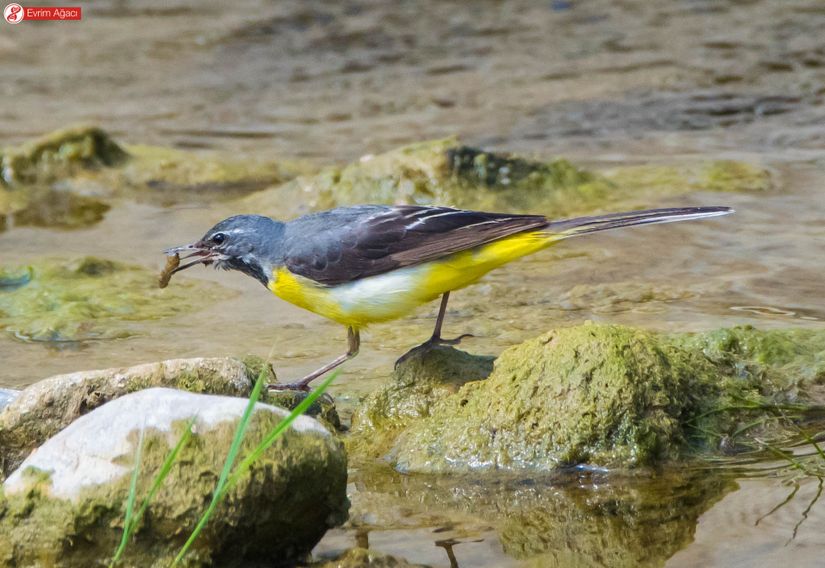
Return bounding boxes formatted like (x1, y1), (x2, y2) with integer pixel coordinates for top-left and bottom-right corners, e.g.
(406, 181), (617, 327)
(244, 137), (770, 218)
(0, 126), (308, 216)
(0, 125), (128, 186)
(350, 346), (493, 458)
(245, 137), (610, 216)
(0, 357), (255, 476)
(242, 354), (343, 430)
(351, 323), (825, 473)
(389, 325), (717, 473)
(0, 256), (226, 342)
(1, 388), (348, 567)
(675, 325), (825, 385)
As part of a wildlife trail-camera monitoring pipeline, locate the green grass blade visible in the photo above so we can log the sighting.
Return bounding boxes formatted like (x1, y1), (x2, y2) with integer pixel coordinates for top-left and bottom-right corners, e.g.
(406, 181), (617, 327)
(228, 370), (339, 488)
(109, 425), (146, 567)
(171, 369), (268, 566)
(172, 369), (339, 566)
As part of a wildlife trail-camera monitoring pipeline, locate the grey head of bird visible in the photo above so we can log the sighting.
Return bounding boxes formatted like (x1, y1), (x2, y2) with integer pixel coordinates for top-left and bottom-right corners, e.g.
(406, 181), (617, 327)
(166, 214), (285, 286)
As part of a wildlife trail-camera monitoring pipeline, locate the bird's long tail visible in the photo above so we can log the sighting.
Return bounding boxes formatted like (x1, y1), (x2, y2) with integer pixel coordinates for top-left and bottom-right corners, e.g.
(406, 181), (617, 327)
(544, 206), (733, 239)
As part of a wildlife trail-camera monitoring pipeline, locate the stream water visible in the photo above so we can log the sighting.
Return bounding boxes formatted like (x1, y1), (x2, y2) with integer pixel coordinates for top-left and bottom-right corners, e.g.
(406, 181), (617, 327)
(2, 1), (825, 566)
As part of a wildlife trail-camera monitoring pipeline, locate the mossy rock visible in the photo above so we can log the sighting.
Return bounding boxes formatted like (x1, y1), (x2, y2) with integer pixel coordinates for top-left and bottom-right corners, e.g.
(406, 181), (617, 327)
(349, 346), (494, 459)
(244, 137), (771, 218)
(389, 325), (718, 473)
(242, 355), (343, 430)
(352, 324), (825, 473)
(0, 125), (127, 186)
(0, 357), (255, 476)
(0, 126), (310, 214)
(0, 256), (227, 343)
(1, 388), (348, 567)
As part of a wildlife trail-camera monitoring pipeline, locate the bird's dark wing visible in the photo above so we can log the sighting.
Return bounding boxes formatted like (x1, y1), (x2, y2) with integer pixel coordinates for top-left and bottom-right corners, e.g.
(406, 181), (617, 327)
(281, 205), (548, 285)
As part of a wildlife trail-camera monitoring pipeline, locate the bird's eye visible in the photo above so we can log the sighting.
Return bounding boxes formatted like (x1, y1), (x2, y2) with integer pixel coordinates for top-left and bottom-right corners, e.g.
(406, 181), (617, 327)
(211, 233), (227, 245)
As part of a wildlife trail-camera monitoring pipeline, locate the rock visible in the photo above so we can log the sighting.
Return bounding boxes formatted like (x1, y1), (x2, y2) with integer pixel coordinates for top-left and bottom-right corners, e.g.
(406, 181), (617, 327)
(244, 136), (772, 219)
(0, 256), (226, 342)
(316, 547), (430, 568)
(349, 346), (493, 459)
(243, 354), (343, 430)
(350, 323), (825, 473)
(0, 125), (127, 186)
(0, 388), (348, 567)
(0, 357), (254, 476)
(244, 137), (612, 217)
(0, 127), (310, 219)
(388, 324), (718, 473)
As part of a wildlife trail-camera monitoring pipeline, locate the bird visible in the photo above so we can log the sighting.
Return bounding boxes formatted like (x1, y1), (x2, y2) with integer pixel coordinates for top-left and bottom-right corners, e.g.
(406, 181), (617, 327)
(165, 204), (732, 390)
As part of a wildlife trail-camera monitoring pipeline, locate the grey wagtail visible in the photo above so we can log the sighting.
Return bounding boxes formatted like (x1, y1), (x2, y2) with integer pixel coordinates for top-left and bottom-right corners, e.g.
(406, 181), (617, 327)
(164, 204), (732, 390)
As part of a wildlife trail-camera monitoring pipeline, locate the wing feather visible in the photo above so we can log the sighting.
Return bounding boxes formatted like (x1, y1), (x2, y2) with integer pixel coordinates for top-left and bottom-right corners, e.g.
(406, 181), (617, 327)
(282, 205), (547, 285)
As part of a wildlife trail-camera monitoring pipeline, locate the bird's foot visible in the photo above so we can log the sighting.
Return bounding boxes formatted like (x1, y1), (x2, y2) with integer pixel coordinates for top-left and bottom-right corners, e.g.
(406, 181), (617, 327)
(394, 333), (474, 368)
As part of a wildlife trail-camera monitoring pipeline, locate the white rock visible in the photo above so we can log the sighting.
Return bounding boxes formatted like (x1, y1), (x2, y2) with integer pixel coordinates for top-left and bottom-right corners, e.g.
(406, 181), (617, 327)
(4, 387), (328, 501)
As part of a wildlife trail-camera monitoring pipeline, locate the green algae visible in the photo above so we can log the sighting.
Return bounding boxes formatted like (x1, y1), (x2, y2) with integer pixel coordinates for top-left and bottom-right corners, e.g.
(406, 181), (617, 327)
(349, 346), (493, 459)
(0, 256), (226, 343)
(388, 325), (718, 473)
(352, 323), (825, 474)
(244, 137), (769, 219)
(0, 412), (348, 567)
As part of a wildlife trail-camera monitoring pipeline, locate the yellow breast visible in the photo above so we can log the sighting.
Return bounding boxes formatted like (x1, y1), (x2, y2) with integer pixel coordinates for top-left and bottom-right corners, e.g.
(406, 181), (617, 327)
(269, 230), (557, 328)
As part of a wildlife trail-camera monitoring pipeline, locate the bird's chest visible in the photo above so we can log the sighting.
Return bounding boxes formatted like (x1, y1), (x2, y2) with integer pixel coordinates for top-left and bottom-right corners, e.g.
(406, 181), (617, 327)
(269, 265), (431, 326)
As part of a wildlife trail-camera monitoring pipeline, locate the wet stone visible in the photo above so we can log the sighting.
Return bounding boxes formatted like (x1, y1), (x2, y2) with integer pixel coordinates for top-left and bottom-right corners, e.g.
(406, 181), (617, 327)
(0, 388), (348, 567)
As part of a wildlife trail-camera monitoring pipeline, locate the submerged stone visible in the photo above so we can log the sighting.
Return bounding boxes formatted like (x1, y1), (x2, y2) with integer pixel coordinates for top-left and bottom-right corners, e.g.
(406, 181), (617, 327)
(0, 256), (226, 343)
(1, 388), (348, 567)
(0, 357), (255, 476)
(244, 137), (771, 218)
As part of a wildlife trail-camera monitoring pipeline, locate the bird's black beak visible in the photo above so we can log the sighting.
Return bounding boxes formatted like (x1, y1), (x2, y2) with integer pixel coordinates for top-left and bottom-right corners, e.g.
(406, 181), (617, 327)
(163, 241), (216, 275)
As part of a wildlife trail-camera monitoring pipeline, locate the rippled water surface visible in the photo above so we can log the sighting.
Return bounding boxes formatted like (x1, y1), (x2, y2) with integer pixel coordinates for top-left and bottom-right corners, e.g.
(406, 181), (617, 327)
(2, 1), (825, 566)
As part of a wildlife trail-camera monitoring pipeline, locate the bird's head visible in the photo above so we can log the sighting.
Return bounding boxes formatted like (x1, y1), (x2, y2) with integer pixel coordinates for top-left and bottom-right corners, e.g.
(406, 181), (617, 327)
(165, 214), (284, 286)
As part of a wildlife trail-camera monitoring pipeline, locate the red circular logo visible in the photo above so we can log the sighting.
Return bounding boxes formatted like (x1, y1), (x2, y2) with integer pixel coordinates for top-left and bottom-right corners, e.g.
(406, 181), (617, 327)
(4, 3), (23, 23)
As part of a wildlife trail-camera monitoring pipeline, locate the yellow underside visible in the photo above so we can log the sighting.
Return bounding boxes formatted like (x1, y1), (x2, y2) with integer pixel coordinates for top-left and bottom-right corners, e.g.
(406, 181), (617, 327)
(269, 230), (560, 328)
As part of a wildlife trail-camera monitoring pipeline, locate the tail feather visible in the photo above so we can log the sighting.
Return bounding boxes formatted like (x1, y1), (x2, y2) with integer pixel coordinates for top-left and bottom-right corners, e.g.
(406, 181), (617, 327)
(545, 206), (733, 238)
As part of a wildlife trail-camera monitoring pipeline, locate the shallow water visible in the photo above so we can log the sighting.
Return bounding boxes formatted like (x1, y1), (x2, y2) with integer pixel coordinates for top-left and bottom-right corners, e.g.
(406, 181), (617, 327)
(2, 0), (825, 566)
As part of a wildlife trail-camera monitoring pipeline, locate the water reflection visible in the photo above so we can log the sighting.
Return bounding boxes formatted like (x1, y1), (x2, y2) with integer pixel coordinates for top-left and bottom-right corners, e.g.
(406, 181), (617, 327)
(343, 465), (736, 567)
